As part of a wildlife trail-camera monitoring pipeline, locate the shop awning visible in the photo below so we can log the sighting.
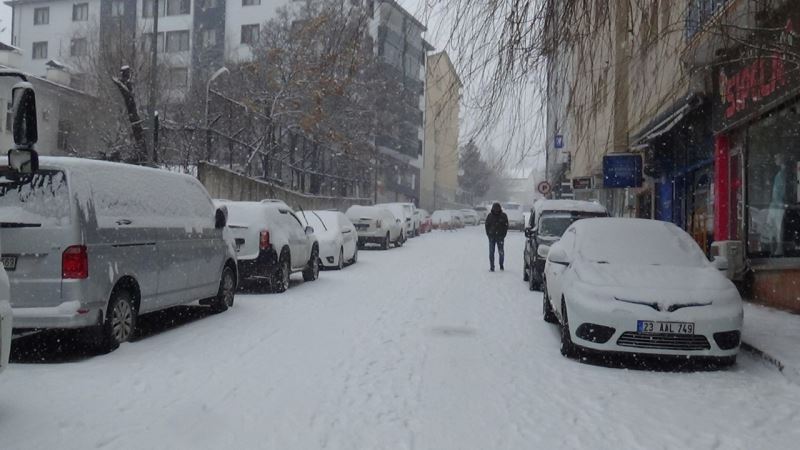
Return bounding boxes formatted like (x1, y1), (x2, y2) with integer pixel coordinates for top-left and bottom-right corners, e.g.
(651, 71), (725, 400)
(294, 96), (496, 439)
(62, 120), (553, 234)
(632, 93), (705, 147)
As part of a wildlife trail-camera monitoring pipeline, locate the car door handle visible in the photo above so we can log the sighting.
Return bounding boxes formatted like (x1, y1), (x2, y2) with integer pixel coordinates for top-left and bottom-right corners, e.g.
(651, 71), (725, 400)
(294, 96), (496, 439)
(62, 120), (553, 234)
(342, 229), (352, 234)
(116, 219), (133, 226)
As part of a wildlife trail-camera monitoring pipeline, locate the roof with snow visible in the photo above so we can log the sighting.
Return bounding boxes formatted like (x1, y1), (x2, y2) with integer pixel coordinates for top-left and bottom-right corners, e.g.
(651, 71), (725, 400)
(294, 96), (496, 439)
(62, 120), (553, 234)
(534, 199), (608, 216)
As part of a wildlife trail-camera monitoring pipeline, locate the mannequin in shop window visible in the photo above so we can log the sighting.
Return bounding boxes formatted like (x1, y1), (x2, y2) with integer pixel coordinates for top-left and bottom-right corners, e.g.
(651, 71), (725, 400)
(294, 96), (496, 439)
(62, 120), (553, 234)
(766, 153), (789, 256)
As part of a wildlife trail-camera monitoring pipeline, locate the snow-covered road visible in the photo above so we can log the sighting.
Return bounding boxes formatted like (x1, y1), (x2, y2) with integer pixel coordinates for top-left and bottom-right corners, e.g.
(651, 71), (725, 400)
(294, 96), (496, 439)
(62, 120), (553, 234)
(2, 228), (799, 450)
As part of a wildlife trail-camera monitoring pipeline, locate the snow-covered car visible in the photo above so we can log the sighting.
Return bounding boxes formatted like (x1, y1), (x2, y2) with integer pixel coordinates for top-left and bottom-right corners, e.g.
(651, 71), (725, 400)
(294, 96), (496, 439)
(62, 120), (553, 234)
(0, 250), (11, 375)
(417, 209), (433, 233)
(299, 210), (358, 269)
(459, 209), (479, 226)
(216, 201), (320, 292)
(430, 210), (453, 230)
(475, 205), (489, 224)
(524, 199), (608, 291)
(542, 218), (742, 365)
(376, 202), (416, 237)
(450, 210), (465, 228)
(503, 202), (526, 230)
(346, 205), (404, 249)
(1, 158), (238, 352)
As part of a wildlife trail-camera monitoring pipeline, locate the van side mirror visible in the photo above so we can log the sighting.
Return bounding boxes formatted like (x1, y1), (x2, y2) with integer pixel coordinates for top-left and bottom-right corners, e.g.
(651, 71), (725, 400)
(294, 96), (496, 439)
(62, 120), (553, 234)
(12, 83), (38, 148)
(7, 148), (38, 174)
(215, 208), (227, 229)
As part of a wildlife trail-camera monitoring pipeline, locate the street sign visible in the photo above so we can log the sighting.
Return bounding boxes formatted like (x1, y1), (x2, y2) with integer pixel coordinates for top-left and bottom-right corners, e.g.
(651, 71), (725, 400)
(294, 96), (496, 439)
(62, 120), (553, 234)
(537, 181), (552, 195)
(554, 135), (564, 149)
(603, 154), (643, 188)
(572, 177), (592, 190)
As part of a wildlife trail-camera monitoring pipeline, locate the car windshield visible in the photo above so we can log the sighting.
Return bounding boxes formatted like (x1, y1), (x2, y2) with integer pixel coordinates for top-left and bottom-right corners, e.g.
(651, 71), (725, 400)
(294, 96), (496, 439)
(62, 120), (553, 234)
(538, 215), (573, 237)
(0, 169), (71, 227)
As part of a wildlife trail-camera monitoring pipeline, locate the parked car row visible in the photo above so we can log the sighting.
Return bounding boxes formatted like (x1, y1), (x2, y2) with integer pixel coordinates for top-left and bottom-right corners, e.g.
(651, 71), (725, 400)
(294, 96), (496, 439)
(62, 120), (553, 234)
(520, 199), (744, 366)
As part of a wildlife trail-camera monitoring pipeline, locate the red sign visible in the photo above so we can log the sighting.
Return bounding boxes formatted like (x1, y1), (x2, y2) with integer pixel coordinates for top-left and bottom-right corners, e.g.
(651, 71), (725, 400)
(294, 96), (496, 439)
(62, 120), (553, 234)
(719, 55), (787, 120)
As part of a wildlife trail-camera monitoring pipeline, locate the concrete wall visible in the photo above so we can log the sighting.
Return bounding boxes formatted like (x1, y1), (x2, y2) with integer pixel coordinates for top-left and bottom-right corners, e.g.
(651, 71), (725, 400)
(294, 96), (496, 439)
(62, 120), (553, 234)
(421, 51), (461, 211)
(198, 162), (373, 212)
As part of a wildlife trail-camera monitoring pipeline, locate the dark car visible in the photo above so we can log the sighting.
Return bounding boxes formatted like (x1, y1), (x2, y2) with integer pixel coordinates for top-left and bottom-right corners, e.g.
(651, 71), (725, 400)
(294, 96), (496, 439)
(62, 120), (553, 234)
(523, 200), (608, 291)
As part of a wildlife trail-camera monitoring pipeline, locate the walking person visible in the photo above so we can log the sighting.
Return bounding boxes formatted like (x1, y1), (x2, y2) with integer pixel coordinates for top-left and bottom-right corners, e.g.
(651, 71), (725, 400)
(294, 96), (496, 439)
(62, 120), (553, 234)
(485, 202), (509, 272)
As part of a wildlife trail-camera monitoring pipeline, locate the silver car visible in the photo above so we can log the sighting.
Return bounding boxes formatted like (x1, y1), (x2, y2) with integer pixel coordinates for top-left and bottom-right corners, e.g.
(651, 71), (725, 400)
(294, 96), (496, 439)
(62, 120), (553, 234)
(0, 157), (238, 353)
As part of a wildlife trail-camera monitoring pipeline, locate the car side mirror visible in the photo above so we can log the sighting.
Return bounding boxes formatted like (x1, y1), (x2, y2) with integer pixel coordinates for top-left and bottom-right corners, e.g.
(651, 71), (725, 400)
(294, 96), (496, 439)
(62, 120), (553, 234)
(305, 226), (314, 235)
(537, 244), (550, 258)
(548, 247), (570, 265)
(7, 148), (38, 174)
(215, 207), (227, 229)
(712, 256), (728, 272)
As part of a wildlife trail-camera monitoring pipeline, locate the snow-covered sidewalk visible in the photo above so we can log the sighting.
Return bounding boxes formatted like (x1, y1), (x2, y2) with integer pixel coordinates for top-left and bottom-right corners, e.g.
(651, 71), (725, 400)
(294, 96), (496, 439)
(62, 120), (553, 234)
(742, 302), (800, 384)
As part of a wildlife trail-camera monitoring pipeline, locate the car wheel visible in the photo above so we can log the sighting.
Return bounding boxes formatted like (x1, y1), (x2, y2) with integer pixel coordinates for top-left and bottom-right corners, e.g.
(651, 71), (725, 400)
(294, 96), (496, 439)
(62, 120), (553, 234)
(351, 246), (358, 264)
(303, 246), (320, 281)
(381, 233), (390, 250)
(94, 289), (137, 353)
(542, 282), (558, 324)
(560, 298), (579, 358)
(272, 255), (290, 293)
(336, 248), (344, 270)
(395, 232), (404, 248)
(210, 265), (236, 313)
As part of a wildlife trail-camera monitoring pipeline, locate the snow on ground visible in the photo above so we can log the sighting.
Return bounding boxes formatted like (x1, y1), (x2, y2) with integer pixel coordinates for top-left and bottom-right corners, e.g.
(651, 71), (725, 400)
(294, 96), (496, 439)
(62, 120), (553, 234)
(1, 228), (799, 450)
(742, 302), (800, 384)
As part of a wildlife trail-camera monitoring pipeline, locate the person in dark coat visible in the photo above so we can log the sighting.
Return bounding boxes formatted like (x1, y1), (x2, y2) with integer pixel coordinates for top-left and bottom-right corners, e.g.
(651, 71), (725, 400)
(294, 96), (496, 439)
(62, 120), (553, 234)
(484, 202), (509, 271)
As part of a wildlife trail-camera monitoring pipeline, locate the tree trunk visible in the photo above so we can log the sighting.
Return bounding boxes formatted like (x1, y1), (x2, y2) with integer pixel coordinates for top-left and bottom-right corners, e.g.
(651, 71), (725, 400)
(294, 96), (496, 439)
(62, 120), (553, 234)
(112, 66), (149, 163)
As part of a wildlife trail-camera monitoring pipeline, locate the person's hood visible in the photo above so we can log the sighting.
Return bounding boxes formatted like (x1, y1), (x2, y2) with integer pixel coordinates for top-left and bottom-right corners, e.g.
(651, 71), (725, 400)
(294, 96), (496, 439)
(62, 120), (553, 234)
(491, 203), (502, 214)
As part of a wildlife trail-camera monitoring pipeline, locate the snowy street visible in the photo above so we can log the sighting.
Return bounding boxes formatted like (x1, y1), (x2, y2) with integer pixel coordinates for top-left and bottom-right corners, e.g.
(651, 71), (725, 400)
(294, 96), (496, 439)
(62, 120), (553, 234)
(2, 228), (800, 449)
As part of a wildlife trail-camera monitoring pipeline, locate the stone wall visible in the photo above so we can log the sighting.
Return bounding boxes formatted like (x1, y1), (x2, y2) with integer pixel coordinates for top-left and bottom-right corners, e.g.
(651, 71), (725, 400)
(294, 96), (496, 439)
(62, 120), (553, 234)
(197, 162), (373, 212)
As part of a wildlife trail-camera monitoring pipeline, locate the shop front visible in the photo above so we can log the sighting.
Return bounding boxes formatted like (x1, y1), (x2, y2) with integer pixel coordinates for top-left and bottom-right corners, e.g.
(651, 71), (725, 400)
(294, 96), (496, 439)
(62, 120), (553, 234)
(712, 4), (800, 312)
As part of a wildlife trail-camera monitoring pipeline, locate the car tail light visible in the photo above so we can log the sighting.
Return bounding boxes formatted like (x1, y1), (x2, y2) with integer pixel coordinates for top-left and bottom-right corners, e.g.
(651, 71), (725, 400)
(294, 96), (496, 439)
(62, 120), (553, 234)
(260, 230), (271, 249)
(62, 245), (88, 279)
(376, 219), (382, 228)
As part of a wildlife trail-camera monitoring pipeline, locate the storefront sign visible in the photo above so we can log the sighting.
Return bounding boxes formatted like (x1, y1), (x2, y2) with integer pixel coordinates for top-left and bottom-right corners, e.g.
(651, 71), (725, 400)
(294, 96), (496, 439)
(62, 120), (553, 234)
(572, 177), (592, 190)
(713, 6), (800, 131)
(603, 154), (642, 188)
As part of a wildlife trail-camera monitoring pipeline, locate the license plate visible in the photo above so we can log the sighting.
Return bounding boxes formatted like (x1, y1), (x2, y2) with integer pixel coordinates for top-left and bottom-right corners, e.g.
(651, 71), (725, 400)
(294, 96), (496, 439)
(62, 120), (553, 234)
(1, 255), (17, 271)
(637, 320), (695, 335)
(355, 224), (368, 230)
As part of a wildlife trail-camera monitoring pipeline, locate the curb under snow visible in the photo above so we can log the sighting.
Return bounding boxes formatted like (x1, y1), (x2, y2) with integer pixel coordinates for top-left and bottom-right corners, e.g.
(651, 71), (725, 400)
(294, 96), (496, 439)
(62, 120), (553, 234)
(741, 341), (800, 386)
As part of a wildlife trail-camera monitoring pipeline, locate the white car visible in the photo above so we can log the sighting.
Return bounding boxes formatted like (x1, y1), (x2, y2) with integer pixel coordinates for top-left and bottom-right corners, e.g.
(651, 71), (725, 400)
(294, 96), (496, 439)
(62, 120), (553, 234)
(503, 202), (526, 230)
(300, 210), (358, 270)
(542, 218), (742, 365)
(376, 203), (416, 237)
(459, 209), (479, 225)
(431, 210), (454, 230)
(346, 205), (404, 250)
(215, 201), (320, 292)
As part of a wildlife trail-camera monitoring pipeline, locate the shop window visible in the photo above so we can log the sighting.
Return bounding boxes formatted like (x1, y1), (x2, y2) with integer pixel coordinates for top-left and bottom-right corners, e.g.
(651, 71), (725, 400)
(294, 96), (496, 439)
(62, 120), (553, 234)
(745, 104), (800, 257)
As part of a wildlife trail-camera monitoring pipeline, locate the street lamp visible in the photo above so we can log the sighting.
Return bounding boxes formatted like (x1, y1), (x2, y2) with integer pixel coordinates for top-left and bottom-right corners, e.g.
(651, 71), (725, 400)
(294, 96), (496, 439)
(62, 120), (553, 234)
(205, 66), (230, 161)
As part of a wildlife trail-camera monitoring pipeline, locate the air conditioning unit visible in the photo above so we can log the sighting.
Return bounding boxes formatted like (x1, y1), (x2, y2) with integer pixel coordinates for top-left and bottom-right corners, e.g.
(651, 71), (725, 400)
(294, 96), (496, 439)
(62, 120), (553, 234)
(710, 240), (746, 280)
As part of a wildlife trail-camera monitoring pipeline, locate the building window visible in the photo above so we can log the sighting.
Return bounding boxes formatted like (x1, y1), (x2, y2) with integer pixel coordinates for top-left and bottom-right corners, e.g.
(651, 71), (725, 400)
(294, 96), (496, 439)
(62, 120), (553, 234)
(72, 3), (89, 21)
(169, 67), (188, 88)
(143, 0), (166, 17)
(242, 0), (260, 5)
(111, 0), (125, 16)
(367, 0), (374, 17)
(202, 29), (217, 48)
(32, 41), (48, 59)
(70, 38), (88, 56)
(34, 7), (49, 25)
(241, 24), (259, 45)
(143, 32), (165, 53)
(165, 30), (190, 52)
(166, 0), (190, 16)
(57, 120), (72, 150)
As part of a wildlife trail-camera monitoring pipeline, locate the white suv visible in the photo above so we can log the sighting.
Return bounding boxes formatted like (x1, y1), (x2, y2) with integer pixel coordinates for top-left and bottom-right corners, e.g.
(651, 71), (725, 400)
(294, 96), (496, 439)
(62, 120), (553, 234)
(216, 201), (320, 293)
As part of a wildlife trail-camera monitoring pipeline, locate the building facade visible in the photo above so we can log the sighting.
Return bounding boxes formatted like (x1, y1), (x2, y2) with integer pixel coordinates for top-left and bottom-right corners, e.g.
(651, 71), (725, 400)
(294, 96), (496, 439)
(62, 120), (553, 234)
(420, 50), (461, 211)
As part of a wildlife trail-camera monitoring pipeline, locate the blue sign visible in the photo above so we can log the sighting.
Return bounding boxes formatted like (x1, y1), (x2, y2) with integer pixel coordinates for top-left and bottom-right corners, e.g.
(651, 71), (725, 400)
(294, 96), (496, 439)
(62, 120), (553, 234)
(554, 135), (564, 149)
(603, 154), (642, 188)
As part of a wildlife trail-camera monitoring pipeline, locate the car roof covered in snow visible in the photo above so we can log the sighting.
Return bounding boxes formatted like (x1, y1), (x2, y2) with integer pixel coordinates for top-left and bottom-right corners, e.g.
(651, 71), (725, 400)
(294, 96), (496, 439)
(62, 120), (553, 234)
(534, 199), (607, 216)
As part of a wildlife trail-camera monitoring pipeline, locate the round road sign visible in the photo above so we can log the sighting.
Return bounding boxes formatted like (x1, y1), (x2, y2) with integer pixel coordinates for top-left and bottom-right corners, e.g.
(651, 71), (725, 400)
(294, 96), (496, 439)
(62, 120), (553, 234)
(537, 181), (552, 195)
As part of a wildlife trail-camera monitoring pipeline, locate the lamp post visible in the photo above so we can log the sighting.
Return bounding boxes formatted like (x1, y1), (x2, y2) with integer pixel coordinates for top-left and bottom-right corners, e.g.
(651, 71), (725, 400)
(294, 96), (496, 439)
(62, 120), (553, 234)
(204, 66), (229, 161)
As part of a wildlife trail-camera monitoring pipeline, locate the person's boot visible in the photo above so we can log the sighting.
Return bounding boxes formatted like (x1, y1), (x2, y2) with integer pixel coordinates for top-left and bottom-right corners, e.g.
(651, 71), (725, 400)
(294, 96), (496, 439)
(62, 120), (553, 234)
(500, 264), (504, 271)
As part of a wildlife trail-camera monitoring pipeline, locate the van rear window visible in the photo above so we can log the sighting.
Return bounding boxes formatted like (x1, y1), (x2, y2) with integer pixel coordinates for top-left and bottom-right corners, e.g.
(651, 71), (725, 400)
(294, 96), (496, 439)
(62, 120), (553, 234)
(0, 169), (71, 227)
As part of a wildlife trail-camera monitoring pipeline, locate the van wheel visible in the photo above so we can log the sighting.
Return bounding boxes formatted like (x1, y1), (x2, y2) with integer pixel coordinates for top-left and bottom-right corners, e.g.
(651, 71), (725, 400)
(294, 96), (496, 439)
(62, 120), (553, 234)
(95, 290), (137, 353)
(210, 266), (236, 313)
(272, 255), (290, 293)
(303, 247), (320, 281)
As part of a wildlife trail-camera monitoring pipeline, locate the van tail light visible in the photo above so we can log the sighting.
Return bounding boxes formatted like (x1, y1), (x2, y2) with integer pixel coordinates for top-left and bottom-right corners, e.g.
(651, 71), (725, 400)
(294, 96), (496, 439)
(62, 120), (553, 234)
(260, 230), (271, 250)
(62, 245), (88, 279)
(376, 219), (382, 228)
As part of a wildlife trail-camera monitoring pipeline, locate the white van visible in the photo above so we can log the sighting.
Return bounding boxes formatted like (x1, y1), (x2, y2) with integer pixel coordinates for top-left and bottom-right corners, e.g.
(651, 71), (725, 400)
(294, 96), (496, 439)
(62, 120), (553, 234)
(0, 157), (238, 352)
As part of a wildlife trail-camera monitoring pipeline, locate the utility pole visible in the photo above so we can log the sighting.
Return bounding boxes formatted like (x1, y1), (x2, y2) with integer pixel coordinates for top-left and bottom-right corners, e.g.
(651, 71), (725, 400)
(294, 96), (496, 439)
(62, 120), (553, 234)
(147, 0), (160, 164)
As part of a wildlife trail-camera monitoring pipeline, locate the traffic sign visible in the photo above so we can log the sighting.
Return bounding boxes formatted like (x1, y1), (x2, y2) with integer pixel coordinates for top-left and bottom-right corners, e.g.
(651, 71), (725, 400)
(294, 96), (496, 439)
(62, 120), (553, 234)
(537, 181), (552, 195)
